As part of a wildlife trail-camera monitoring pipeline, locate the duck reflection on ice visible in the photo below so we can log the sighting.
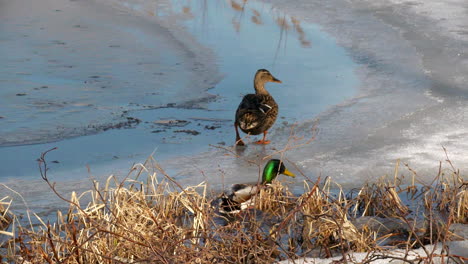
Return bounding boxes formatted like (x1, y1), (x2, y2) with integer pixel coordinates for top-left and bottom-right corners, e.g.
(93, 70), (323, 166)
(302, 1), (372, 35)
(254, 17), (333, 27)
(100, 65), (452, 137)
(149, 0), (312, 49)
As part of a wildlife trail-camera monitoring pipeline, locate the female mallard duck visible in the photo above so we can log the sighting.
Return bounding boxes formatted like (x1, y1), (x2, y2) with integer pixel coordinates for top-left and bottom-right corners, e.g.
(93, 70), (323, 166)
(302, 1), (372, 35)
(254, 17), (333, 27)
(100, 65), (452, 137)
(235, 69), (282, 146)
(220, 159), (295, 213)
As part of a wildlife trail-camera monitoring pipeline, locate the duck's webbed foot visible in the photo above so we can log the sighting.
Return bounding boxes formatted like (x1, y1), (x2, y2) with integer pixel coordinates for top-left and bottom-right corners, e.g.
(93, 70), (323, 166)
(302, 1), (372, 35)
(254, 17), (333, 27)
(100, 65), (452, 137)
(255, 131), (270, 144)
(236, 139), (246, 146)
(234, 123), (246, 146)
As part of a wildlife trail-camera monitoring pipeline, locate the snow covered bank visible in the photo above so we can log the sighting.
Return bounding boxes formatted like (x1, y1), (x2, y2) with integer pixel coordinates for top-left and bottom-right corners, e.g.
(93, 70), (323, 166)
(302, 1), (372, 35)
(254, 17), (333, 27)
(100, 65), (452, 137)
(279, 241), (468, 264)
(254, 0), (468, 185)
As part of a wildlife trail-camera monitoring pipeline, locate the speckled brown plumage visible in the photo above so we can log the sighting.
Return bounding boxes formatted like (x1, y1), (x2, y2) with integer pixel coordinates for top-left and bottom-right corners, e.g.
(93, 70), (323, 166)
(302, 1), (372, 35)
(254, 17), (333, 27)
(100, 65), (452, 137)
(234, 69), (281, 146)
(236, 94), (278, 135)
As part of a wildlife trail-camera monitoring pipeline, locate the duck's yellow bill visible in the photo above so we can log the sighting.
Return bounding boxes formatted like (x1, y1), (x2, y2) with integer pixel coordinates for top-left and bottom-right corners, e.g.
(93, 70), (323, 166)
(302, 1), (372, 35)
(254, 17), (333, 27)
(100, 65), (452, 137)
(283, 169), (295, 177)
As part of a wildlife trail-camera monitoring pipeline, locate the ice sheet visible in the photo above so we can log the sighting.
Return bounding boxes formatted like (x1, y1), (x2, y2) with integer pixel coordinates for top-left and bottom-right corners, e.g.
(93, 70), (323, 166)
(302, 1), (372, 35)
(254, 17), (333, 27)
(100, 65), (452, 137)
(0, 0), (220, 146)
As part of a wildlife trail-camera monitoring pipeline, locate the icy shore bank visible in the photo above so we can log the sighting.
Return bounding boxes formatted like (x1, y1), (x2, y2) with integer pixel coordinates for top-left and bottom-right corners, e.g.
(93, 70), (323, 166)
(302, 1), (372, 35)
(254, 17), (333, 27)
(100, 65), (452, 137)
(250, 0), (468, 184)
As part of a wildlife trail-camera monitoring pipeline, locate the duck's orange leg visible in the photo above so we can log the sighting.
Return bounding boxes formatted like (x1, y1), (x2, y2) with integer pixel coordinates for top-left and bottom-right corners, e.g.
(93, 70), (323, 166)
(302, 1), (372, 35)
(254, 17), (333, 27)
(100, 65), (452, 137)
(235, 123), (245, 146)
(255, 131), (270, 144)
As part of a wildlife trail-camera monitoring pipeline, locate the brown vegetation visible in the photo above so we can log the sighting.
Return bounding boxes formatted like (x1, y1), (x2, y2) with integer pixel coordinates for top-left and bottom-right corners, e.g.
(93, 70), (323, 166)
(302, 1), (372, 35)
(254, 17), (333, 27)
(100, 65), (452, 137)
(0, 147), (467, 263)
(0, 198), (12, 232)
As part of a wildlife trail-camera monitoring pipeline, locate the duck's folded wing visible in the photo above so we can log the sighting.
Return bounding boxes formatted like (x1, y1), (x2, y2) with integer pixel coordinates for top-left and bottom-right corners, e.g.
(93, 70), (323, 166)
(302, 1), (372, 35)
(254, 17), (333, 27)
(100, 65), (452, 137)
(237, 112), (260, 130)
(236, 95), (271, 130)
(238, 94), (272, 114)
(231, 184), (259, 203)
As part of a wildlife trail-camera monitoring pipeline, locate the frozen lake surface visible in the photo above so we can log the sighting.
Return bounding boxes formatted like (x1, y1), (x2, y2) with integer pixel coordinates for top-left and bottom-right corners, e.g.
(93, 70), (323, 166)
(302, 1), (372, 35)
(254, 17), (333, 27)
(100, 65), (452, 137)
(0, 0), (356, 201)
(1, 0), (468, 220)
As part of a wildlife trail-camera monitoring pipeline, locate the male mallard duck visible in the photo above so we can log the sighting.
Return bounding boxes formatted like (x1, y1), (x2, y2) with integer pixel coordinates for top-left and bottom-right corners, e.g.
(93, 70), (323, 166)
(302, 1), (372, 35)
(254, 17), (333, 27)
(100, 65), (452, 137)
(235, 69), (282, 146)
(220, 159), (295, 213)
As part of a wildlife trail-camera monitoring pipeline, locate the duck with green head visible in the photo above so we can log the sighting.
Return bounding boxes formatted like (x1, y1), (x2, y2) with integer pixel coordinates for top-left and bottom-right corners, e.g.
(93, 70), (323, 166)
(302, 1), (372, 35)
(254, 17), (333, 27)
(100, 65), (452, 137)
(235, 69), (282, 146)
(220, 159), (295, 213)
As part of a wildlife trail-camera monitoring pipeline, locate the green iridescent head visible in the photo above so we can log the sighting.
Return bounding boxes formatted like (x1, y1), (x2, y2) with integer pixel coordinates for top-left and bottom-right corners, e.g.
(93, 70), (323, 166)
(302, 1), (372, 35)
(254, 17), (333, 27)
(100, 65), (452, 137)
(262, 159), (295, 184)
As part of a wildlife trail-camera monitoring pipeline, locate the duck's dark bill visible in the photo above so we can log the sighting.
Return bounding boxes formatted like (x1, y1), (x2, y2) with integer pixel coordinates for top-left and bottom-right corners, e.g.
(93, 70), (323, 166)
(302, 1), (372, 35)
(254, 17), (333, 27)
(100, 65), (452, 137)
(272, 77), (282, 83)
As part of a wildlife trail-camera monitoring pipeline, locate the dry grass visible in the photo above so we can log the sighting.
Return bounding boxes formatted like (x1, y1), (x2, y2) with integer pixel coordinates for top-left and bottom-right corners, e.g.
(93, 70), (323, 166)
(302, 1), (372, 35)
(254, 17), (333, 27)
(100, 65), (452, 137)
(0, 197), (13, 232)
(297, 179), (374, 257)
(0, 150), (467, 263)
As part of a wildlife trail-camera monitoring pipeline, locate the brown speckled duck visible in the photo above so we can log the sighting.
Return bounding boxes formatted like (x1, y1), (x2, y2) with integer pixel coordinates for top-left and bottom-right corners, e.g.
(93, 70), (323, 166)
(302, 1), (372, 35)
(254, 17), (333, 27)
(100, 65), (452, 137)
(234, 69), (282, 146)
